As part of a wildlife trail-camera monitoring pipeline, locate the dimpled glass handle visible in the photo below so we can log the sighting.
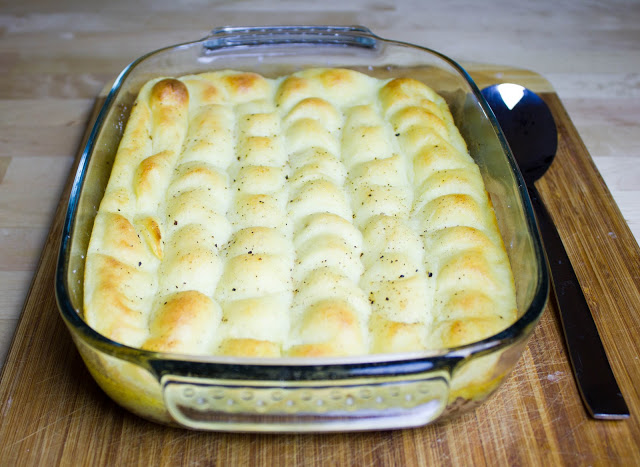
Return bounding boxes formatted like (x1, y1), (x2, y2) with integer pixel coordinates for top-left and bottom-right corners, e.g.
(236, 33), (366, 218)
(162, 373), (449, 432)
(203, 25), (379, 50)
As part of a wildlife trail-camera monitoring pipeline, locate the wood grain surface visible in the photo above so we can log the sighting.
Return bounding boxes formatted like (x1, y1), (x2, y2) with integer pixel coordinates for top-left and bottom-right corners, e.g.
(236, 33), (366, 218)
(2, 1), (640, 465)
(1, 64), (639, 465)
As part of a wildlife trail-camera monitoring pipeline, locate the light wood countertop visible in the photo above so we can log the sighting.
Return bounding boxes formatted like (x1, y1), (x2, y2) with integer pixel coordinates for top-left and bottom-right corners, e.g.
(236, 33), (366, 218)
(1, 1), (639, 463)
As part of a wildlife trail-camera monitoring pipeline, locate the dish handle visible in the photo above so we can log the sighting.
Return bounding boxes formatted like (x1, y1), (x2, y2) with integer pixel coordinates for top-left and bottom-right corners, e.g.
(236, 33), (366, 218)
(162, 371), (450, 432)
(203, 25), (379, 50)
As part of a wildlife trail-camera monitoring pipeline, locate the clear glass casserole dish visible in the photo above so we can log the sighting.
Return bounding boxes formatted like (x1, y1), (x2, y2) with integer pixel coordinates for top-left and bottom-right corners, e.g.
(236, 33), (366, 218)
(55, 25), (549, 432)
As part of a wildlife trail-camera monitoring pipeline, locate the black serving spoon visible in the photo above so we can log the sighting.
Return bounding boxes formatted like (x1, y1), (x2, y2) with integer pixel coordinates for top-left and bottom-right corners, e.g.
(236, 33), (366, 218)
(482, 83), (629, 420)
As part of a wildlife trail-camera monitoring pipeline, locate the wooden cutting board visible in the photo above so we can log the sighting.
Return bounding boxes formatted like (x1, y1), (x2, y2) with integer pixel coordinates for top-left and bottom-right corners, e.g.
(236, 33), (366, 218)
(1, 66), (639, 466)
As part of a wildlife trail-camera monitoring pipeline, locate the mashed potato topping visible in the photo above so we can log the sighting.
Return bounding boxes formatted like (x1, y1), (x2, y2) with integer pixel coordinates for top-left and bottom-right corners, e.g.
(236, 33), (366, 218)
(84, 68), (516, 358)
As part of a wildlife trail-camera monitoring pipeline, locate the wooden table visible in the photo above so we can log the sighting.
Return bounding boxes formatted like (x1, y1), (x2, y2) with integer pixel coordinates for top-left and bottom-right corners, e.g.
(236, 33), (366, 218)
(2, 1), (640, 465)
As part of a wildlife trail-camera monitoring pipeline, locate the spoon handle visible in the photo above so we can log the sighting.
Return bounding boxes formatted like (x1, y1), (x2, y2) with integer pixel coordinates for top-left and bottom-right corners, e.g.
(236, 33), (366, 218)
(528, 183), (629, 419)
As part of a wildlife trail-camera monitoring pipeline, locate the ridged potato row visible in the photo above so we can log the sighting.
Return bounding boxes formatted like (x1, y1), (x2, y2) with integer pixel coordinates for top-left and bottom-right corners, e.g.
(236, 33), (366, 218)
(382, 78), (517, 348)
(84, 68), (517, 358)
(340, 100), (434, 354)
(278, 74), (370, 357)
(215, 90), (293, 357)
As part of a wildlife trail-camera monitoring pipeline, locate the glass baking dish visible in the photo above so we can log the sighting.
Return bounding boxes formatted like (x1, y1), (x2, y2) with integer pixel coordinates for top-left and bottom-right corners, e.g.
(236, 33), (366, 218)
(55, 25), (548, 432)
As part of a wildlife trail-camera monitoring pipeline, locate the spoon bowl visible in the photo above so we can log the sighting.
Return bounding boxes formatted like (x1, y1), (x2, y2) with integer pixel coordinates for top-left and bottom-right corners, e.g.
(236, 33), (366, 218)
(481, 84), (629, 420)
(481, 84), (557, 183)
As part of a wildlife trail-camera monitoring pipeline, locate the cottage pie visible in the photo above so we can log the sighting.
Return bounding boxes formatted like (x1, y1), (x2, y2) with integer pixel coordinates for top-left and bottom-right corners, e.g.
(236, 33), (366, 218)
(84, 68), (517, 358)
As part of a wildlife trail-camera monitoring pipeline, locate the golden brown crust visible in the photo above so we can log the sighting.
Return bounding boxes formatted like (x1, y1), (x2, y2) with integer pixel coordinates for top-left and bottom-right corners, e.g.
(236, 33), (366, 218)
(148, 79), (189, 155)
(370, 315), (426, 354)
(84, 68), (517, 357)
(150, 78), (189, 106)
(142, 291), (220, 355)
(136, 216), (163, 260)
(222, 72), (269, 100)
(289, 299), (367, 357)
(84, 254), (154, 346)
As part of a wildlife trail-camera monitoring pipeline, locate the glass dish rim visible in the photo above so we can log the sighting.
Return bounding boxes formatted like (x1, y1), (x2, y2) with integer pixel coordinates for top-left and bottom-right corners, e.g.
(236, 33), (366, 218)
(54, 25), (549, 373)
